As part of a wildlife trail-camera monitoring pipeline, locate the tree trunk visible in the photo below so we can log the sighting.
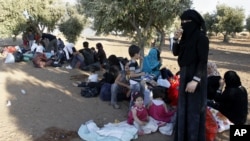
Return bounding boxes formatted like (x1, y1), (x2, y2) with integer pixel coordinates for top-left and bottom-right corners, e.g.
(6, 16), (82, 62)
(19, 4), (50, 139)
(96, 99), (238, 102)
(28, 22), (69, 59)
(159, 31), (166, 52)
(223, 33), (229, 43)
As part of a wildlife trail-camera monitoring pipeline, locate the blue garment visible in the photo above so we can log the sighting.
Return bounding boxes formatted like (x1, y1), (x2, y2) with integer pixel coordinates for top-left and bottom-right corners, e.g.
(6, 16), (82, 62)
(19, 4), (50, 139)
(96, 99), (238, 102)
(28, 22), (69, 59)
(142, 48), (161, 78)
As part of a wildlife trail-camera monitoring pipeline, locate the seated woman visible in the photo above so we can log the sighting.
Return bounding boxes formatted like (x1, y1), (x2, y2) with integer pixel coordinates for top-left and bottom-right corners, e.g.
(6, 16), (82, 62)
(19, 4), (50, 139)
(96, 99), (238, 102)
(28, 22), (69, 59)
(32, 40), (53, 68)
(210, 70), (248, 125)
(96, 43), (107, 67)
(142, 47), (161, 79)
(207, 62), (222, 100)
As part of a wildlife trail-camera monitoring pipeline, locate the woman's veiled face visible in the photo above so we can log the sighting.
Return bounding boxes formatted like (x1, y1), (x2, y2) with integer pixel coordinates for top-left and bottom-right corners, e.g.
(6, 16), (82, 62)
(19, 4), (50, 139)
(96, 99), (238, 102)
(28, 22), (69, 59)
(181, 19), (193, 31)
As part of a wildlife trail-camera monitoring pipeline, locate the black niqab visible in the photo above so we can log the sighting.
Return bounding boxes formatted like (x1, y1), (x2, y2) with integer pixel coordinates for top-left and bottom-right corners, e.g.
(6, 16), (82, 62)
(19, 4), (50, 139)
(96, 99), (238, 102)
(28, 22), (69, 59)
(178, 9), (206, 67)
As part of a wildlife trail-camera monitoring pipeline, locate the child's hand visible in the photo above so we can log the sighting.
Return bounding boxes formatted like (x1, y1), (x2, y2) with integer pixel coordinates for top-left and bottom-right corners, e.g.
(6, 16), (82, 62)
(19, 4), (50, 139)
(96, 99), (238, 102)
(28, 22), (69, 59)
(140, 121), (147, 126)
(140, 72), (145, 76)
(126, 90), (131, 97)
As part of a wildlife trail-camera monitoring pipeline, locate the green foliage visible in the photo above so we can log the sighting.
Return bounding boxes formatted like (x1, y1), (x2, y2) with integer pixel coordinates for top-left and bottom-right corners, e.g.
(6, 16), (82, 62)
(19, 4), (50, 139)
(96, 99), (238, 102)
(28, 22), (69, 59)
(0, 0), (65, 37)
(203, 4), (245, 42)
(78, 0), (191, 53)
(58, 4), (87, 43)
(216, 4), (245, 42)
(59, 17), (84, 43)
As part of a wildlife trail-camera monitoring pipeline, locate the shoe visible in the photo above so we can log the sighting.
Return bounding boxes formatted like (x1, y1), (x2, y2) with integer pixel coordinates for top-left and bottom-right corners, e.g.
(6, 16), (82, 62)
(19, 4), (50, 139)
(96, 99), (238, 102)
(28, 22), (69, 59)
(76, 81), (82, 84)
(66, 65), (72, 69)
(112, 104), (120, 109)
(72, 82), (78, 87)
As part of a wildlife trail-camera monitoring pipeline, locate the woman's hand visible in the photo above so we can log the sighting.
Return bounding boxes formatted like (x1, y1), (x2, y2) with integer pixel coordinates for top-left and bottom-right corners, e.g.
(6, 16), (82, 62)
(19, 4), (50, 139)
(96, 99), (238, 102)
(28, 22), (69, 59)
(219, 78), (225, 90)
(185, 80), (198, 93)
(174, 28), (183, 39)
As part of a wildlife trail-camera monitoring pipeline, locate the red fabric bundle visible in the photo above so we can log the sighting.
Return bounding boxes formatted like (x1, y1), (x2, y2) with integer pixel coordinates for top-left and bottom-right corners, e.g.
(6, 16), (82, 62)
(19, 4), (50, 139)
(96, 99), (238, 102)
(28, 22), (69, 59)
(167, 75), (179, 106)
(206, 108), (218, 141)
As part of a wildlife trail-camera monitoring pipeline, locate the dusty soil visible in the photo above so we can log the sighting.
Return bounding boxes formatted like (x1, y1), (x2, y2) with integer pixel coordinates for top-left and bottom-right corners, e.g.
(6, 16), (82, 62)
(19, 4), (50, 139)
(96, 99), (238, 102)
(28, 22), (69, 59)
(0, 35), (249, 141)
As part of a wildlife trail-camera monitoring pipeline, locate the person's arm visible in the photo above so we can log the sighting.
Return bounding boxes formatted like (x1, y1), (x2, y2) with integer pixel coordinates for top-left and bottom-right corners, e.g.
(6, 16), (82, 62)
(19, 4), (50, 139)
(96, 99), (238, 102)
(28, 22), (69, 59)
(115, 73), (130, 89)
(172, 29), (183, 56)
(172, 38), (180, 56)
(146, 101), (152, 109)
(129, 71), (145, 78)
(131, 108), (146, 126)
(193, 35), (209, 83)
(185, 35), (209, 93)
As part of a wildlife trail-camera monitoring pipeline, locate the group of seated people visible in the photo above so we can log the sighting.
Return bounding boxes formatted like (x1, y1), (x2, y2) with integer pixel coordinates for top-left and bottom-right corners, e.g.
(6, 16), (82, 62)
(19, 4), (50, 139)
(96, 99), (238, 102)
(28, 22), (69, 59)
(72, 44), (248, 136)
(25, 34), (248, 135)
(21, 34), (249, 134)
(4, 35), (248, 135)
(206, 62), (248, 125)
(28, 36), (107, 70)
(72, 44), (181, 135)
(61, 41), (107, 71)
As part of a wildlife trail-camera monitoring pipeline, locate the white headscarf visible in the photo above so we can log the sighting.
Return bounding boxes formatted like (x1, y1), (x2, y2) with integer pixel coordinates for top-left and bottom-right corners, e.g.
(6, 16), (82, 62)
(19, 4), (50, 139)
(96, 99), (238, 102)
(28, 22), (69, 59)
(207, 62), (220, 77)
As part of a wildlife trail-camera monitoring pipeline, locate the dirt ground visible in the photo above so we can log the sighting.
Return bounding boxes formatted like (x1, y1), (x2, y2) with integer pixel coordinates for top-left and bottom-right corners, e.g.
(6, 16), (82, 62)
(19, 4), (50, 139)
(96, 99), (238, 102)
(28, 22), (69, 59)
(0, 35), (249, 141)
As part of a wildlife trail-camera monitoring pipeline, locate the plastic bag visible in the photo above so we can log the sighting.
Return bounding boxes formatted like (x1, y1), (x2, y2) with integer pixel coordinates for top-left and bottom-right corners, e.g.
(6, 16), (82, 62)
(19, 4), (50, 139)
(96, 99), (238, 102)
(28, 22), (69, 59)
(4, 53), (15, 63)
(206, 107), (218, 141)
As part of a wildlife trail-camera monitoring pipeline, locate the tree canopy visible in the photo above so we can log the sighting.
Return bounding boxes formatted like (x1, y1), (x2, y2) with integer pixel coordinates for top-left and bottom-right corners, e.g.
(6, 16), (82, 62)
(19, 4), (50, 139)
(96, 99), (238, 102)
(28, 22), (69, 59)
(78, 0), (191, 55)
(203, 4), (245, 42)
(0, 0), (65, 37)
(58, 3), (87, 43)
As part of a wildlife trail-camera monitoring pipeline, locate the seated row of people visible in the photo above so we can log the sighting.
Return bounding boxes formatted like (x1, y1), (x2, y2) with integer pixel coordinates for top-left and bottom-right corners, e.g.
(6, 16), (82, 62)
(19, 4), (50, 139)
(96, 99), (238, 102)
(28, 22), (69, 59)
(73, 43), (246, 134)
(73, 44), (178, 112)
(63, 41), (107, 71)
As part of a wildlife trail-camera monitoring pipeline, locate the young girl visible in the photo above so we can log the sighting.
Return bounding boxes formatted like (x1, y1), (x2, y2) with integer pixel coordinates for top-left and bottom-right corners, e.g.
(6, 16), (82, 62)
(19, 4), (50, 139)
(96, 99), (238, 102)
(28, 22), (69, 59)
(148, 86), (176, 125)
(127, 92), (157, 135)
(148, 86), (176, 135)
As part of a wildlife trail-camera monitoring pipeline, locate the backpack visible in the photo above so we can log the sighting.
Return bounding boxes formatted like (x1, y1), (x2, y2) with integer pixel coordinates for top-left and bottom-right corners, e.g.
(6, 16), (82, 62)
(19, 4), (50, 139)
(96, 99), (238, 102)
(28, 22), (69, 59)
(99, 83), (112, 101)
(81, 87), (99, 98)
(13, 51), (23, 62)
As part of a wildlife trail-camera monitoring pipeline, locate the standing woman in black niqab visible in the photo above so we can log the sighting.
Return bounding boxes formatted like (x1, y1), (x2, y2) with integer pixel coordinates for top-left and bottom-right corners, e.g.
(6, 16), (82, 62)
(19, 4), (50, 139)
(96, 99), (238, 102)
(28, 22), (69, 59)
(172, 9), (209, 141)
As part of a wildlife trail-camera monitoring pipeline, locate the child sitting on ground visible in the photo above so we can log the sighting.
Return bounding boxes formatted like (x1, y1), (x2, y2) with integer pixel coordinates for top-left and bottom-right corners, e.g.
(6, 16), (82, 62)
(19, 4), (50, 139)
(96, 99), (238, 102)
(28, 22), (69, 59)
(148, 86), (176, 126)
(72, 67), (99, 87)
(147, 86), (176, 135)
(127, 92), (158, 135)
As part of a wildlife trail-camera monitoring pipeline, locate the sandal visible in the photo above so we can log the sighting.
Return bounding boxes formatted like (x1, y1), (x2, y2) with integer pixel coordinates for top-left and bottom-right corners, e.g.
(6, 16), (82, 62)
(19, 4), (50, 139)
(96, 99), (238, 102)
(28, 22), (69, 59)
(112, 104), (120, 109)
(72, 82), (79, 87)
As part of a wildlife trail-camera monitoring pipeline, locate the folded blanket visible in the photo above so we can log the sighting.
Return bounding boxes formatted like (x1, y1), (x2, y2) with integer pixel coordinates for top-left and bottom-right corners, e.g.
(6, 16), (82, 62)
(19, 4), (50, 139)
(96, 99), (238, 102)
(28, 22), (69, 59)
(78, 120), (138, 141)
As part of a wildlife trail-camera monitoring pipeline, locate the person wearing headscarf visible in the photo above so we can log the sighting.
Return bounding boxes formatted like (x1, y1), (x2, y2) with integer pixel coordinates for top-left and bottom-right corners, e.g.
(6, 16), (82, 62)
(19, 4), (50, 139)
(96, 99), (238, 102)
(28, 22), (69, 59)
(172, 9), (209, 141)
(212, 70), (248, 125)
(142, 47), (161, 79)
(96, 43), (107, 65)
(207, 62), (222, 100)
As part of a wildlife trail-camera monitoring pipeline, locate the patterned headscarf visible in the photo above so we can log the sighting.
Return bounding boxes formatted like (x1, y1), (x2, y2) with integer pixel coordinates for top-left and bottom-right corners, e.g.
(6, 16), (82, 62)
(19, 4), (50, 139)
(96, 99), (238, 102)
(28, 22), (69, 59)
(207, 62), (220, 77)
